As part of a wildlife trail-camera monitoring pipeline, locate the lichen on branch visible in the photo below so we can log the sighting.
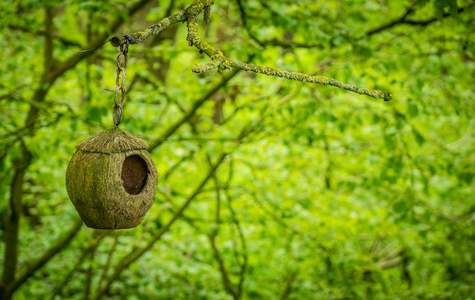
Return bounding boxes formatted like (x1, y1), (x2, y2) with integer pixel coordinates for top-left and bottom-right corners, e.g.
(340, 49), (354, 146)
(109, 0), (215, 46)
(228, 60), (392, 101)
(111, 0), (392, 101)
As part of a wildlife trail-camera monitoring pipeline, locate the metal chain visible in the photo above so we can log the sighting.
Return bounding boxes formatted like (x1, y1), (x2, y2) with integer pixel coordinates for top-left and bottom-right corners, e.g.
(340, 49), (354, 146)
(113, 35), (131, 128)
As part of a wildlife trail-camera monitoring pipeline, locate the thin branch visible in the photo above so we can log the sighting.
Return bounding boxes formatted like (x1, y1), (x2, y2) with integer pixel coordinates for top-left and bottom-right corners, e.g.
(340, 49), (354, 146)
(49, 0), (154, 85)
(147, 69), (240, 151)
(211, 164), (221, 232)
(207, 159), (239, 299)
(208, 234), (239, 300)
(84, 238), (98, 300)
(163, 151), (196, 180)
(279, 272), (297, 300)
(235, 0), (324, 49)
(376, 257), (404, 269)
(50, 232), (107, 300)
(206, 155), (239, 300)
(97, 231), (119, 284)
(323, 136), (332, 190)
(252, 38), (324, 49)
(8, 218), (83, 294)
(84, 231), (109, 300)
(233, 184), (331, 254)
(7, 24), (82, 47)
(224, 158), (248, 298)
(235, 0), (265, 47)
(366, 2), (475, 36)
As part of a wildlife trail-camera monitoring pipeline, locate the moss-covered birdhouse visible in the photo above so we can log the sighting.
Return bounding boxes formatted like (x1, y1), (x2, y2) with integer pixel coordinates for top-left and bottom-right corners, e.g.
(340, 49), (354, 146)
(65, 129), (158, 229)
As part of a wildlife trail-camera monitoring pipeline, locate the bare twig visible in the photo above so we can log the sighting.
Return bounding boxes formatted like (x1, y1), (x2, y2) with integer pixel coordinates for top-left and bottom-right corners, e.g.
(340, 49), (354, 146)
(224, 158), (248, 298)
(279, 272), (297, 300)
(206, 155), (240, 300)
(367, 2), (475, 36)
(50, 231), (107, 300)
(8, 24), (82, 47)
(209, 234), (239, 300)
(147, 69), (240, 151)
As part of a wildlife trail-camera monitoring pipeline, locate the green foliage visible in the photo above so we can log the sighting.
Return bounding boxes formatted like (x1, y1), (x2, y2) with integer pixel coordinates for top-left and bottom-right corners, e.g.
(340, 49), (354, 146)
(0, 0), (474, 299)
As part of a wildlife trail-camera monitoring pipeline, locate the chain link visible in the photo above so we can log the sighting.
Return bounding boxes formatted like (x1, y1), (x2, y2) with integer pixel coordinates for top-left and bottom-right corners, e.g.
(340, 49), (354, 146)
(113, 35), (131, 128)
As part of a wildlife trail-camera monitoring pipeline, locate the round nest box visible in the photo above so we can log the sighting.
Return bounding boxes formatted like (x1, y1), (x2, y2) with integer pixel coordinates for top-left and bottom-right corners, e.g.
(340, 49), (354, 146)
(66, 129), (158, 229)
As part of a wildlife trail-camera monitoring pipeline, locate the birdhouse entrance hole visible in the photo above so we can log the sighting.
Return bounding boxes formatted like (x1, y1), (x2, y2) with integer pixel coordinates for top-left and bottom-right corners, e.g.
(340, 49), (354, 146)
(121, 155), (149, 195)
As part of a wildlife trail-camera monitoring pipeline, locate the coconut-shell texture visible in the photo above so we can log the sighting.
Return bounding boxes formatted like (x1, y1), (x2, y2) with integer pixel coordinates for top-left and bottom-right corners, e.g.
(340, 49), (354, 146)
(66, 129), (158, 229)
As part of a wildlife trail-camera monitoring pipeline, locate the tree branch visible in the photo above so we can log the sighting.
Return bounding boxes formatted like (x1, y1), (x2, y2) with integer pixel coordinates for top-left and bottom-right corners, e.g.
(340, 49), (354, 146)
(209, 234), (239, 300)
(224, 158), (248, 299)
(49, 0), (154, 85)
(7, 24), (82, 47)
(97, 232), (119, 283)
(109, 0), (215, 46)
(147, 69), (240, 151)
(366, 2), (475, 36)
(84, 231), (107, 300)
(7, 218), (83, 294)
(207, 153), (239, 300)
(1, 143), (31, 297)
(50, 232), (107, 300)
(235, 0), (324, 50)
(189, 135), (246, 300)
(279, 272), (297, 300)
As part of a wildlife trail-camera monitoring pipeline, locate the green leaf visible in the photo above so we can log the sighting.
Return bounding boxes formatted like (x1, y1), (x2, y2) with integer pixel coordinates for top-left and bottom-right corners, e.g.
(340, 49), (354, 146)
(86, 106), (103, 123)
(459, 171), (473, 184)
(393, 200), (410, 213)
(407, 100), (419, 118)
(356, 45), (372, 58)
(433, 0), (458, 18)
(412, 127), (425, 146)
(318, 111), (330, 122)
(70, 119), (78, 132)
(384, 132), (396, 149)
(417, 0), (430, 6)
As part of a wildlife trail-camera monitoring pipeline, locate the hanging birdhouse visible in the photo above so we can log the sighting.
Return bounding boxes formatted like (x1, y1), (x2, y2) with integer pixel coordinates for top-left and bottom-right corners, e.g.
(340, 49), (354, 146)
(65, 129), (158, 229)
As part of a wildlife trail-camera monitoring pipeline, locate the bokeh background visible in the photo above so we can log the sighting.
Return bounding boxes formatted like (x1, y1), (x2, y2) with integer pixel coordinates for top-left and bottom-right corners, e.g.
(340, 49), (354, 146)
(0, 0), (474, 299)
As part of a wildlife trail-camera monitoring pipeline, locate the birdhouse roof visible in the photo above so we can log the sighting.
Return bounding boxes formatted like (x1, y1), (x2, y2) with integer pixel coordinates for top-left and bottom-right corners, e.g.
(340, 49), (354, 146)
(76, 129), (148, 153)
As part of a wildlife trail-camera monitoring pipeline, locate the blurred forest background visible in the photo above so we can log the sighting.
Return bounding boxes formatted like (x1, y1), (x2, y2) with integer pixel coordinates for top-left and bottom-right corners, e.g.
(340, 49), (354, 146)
(1, 0), (474, 299)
